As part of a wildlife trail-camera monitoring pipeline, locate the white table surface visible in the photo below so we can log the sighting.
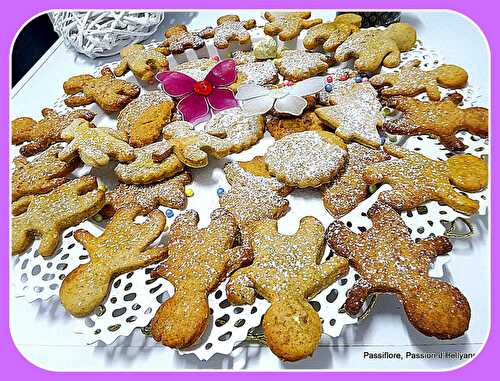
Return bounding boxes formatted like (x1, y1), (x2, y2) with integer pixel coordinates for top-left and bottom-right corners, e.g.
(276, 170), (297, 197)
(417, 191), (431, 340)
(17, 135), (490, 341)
(10, 10), (490, 371)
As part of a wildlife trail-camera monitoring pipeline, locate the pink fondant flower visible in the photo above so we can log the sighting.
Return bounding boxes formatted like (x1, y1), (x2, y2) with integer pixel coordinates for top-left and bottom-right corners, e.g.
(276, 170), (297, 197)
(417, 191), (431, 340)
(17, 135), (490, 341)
(156, 59), (238, 124)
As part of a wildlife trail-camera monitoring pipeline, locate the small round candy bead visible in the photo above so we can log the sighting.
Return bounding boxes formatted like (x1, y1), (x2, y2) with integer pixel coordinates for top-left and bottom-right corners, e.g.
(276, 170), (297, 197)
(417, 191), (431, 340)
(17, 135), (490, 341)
(339, 73), (349, 81)
(217, 187), (225, 197)
(380, 136), (386, 145)
(97, 183), (107, 192)
(389, 135), (398, 143)
(326, 75), (333, 83)
(212, 56), (220, 61)
(368, 185), (378, 194)
(166, 209), (174, 218)
(185, 188), (194, 197)
(362, 77), (369, 82)
(324, 84), (333, 92)
(382, 107), (393, 116)
(354, 76), (362, 83)
(361, 73), (370, 78)
(93, 214), (103, 222)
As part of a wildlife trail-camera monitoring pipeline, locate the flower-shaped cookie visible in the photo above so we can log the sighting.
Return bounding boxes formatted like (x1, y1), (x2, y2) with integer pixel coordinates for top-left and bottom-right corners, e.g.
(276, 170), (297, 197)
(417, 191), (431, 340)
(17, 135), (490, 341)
(157, 59), (238, 124)
(236, 77), (325, 116)
(264, 131), (347, 188)
(227, 216), (348, 361)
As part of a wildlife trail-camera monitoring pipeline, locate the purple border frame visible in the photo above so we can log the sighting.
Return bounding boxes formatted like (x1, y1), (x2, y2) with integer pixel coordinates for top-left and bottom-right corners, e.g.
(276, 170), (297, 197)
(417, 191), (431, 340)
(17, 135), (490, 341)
(2, 0), (497, 379)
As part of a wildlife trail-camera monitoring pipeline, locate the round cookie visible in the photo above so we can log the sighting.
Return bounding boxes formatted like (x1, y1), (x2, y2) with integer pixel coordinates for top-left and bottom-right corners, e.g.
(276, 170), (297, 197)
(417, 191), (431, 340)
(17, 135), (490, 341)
(447, 154), (488, 192)
(264, 131), (347, 188)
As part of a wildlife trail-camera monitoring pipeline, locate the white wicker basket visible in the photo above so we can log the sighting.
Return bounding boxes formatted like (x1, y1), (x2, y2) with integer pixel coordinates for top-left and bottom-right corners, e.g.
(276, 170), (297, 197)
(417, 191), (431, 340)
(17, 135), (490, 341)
(49, 11), (164, 58)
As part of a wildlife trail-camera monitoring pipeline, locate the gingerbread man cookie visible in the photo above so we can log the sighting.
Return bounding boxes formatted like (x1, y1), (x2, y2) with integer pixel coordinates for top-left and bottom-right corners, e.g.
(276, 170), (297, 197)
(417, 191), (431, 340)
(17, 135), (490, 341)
(370, 59), (468, 101)
(326, 202), (470, 339)
(274, 50), (333, 82)
(213, 15), (256, 49)
(265, 111), (327, 140)
(263, 12), (322, 41)
(220, 157), (292, 245)
(383, 93), (489, 151)
(303, 13), (362, 52)
(60, 206), (168, 317)
(162, 24), (214, 54)
(315, 82), (384, 148)
(12, 145), (79, 202)
(265, 131), (347, 188)
(11, 176), (105, 257)
(114, 44), (170, 81)
(114, 141), (184, 185)
(11, 108), (96, 157)
(335, 23), (417, 72)
(150, 208), (252, 349)
(363, 144), (487, 215)
(227, 217), (348, 361)
(63, 67), (140, 112)
(102, 172), (192, 217)
(117, 91), (174, 147)
(322, 143), (390, 218)
(59, 119), (135, 167)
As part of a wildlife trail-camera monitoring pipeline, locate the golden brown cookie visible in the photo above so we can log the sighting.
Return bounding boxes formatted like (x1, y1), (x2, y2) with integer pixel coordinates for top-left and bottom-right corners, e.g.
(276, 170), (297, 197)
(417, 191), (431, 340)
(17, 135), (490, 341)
(265, 111), (327, 140)
(117, 91), (174, 147)
(63, 67), (140, 112)
(227, 217), (348, 361)
(264, 131), (347, 188)
(12, 145), (79, 202)
(213, 15), (256, 49)
(335, 23), (417, 72)
(114, 141), (183, 185)
(101, 172), (192, 217)
(60, 206), (168, 317)
(322, 143), (390, 218)
(315, 82), (384, 148)
(370, 59), (468, 101)
(163, 109), (265, 168)
(303, 13), (362, 52)
(114, 44), (169, 81)
(11, 176), (105, 257)
(274, 50), (333, 82)
(11, 108), (96, 157)
(150, 208), (252, 349)
(263, 12), (322, 41)
(162, 24), (215, 54)
(220, 157), (292, 246)
(59, 119), (135, 167)
(237, 60), (279, 86)
(383, 93), (489, 151)
(326, 201), (470, 339)
(363, 145), (487, 215)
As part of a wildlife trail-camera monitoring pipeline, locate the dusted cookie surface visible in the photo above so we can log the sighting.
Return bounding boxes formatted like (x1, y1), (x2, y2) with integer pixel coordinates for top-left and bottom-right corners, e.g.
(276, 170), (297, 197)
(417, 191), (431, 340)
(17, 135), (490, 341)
(102, 172), (192, 217)
(326, 202), (470, 339)
(227, 217), (348, 361)
(335, 23), (417, 72)
(114, 44), (169, 81)
(383, 93), (488, 151)
(117, 91), (174, 147)
(114, 141), (184, 184)
(363, 145), (487, 215)
(214, 15), (256, 49)
(274, 50), (332, 81)
(60, 206), (167, 317)
(59, 119), (135, 167)
(315, 82), (384, 148)
(322, 143), (390, 218)
(265, 131), (347, 188)
(370, 59), (468, 100)
(162, 24), (214, 54)
(11, 176), (105, 257)
(150, 209), (252, 349)
(220, 157), (291, 246)
(63, 67), (140, 112)
(303, 13), (362, 52)
(11, 108), (96, 157)
(12, 145), (79, 202)
(263, 12), (322, 41)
